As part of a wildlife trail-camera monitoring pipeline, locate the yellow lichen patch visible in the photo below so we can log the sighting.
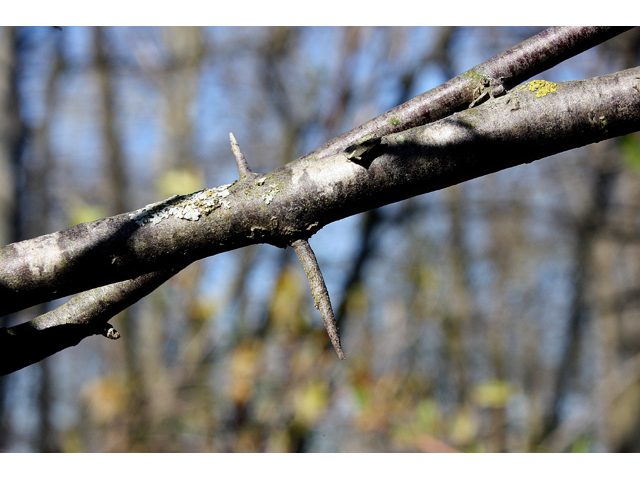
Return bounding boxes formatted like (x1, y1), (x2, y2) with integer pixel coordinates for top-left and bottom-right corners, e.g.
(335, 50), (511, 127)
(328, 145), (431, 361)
(519, 79), (558, 97)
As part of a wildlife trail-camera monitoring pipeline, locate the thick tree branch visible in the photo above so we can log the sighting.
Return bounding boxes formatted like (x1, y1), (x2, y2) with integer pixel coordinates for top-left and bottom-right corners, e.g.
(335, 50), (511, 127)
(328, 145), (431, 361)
(3, 27), (628, 321)
(2, 66), (639, 317)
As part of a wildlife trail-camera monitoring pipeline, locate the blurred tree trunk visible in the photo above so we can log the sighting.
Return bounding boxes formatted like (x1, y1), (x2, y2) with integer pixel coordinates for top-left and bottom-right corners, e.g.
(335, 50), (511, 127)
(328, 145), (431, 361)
(536, 143), (612, 446)
(445, 184), (473, 408)
(151, 26), (209, 452)
(29, 28), (65, 454)
(539, 30), (640, 451)
(92, 25), (212, 452)
(0, 29), (20, 246)
(0, 25), (24, 451)
(94, 25), (146, 451)
(595, 29), (640, 453)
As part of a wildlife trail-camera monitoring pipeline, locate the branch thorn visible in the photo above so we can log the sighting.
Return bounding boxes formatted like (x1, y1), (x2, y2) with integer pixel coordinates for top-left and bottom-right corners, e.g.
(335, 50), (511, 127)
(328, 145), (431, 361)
(291, 239), (345, 359)
(229, 132), (253, 181)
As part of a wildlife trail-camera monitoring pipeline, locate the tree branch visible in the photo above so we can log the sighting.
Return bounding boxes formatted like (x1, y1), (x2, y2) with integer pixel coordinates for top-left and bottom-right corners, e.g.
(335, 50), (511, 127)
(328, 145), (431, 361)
(3, 66), (638, 315)
(4, 27), (627, 317)
(303, 26), (634, 160)
(0, 265), (183, 375)
(0, 28), (638, 374)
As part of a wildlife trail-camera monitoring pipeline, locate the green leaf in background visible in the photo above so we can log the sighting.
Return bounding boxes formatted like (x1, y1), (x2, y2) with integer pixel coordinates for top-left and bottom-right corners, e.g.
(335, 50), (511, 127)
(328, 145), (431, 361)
(156, 168), (205, 197)
(620, 133), (640, 173)
(68, 202), (109, 226)
(471, 380), (514, 408)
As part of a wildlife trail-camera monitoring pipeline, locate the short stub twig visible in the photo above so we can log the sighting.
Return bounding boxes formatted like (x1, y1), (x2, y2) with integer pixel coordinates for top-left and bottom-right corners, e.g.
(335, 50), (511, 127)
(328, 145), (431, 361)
(101, 323), (120, 340)
(291, 238), (345, 359)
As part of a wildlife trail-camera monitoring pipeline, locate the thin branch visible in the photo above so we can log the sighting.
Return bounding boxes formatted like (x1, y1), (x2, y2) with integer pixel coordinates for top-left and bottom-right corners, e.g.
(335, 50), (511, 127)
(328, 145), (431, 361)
(291, 238), (344, 359)
(0, 265), (184, 375)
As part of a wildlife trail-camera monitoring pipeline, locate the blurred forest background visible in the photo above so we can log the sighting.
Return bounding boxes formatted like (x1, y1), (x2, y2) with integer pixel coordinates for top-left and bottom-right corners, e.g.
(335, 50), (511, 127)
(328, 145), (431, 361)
(2, 26), (640, 452)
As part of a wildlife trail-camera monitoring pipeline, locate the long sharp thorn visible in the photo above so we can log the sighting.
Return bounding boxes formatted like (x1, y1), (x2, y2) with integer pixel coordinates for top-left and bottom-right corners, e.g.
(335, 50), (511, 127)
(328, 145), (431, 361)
(291, 239), (345, 359)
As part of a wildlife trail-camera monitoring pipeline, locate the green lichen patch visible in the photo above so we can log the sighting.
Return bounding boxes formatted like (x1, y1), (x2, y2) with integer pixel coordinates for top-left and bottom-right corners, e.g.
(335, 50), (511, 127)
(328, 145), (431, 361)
(519, 80), (558, 97)
(464, 71), (487, 82)
(388, 117), (401, 126)
(129, 184), (232, 226)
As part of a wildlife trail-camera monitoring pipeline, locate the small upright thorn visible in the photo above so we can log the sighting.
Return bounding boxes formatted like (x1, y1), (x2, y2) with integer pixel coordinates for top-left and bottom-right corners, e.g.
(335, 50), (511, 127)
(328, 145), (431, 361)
(229, 132), (253, 180)
(291, 239), (345, 359)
